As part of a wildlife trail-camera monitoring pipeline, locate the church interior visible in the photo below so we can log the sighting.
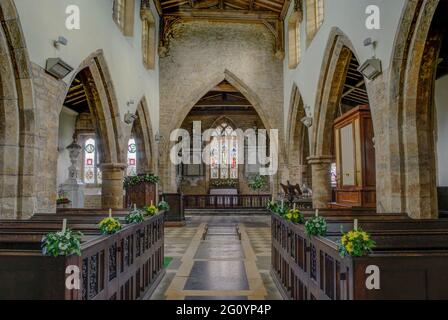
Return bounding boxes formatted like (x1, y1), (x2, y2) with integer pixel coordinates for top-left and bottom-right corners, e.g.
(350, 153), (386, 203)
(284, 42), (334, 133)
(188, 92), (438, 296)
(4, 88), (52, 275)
(1, 0), (448, 301)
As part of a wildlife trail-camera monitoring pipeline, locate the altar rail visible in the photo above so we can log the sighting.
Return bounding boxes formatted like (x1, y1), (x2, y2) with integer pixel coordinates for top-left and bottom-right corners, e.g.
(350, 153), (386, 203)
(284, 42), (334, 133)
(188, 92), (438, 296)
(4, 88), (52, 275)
(271, 213), (448, 300)
(183, 194), (271, 209)
(0, 213), (164, 300)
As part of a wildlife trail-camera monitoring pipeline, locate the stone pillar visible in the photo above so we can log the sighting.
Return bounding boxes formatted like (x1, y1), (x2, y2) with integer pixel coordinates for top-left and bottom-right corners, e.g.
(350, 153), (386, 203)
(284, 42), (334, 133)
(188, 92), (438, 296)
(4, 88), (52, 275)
(101, 163), (126, 209)
(308, 156), (334, 208)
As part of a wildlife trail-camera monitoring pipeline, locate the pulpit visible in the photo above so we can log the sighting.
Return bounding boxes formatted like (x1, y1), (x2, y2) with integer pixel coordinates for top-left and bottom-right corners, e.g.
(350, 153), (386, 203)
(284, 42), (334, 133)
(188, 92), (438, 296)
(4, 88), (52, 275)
(333, 105), (376, 208)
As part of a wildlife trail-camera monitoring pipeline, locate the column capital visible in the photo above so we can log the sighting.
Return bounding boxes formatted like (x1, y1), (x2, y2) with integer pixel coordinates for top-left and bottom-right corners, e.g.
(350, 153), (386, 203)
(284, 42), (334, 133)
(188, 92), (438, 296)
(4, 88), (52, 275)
(100, 163), (127, 170)
(307, 155), (335, 165)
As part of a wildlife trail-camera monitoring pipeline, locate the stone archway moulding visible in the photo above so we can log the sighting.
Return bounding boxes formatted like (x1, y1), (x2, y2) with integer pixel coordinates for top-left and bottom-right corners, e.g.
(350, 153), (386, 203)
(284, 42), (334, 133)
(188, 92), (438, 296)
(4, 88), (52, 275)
(0, 0), (36, 219)
(133, 97), (157, 173)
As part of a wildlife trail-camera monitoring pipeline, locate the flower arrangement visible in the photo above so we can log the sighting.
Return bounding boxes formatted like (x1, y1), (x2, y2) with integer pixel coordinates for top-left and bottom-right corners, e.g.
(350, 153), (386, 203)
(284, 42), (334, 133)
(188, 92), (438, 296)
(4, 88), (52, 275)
(248, 175), (267, 193)
(157, 200), (170, 212)
(56, 196), (71, 205)
(123, 173), (159, 189)
(125, 205), (144, 224)
(305, 216), (327, 237)
(144, 203), (159, 216)
(266, 200), (288, 216)
(210, 179), (238, 188)
(339, 225), (376, 258)
(99, 210), (122, 235)
(284, 208), (305, 224)
(42, 220), (83, 257)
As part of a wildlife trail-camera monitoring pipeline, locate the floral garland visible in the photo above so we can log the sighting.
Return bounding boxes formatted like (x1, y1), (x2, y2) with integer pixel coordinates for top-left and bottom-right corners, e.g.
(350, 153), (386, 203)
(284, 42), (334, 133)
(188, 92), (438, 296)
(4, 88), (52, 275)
(42, 229), (83, 257)
(123, 173), (159, 189)
(339, 228), (376, 257)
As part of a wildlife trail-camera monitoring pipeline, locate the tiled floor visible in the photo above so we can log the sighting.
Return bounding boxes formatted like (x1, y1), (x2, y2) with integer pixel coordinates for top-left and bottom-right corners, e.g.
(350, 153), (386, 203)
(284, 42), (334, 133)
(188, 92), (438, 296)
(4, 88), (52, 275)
(150, 215), (282, 300)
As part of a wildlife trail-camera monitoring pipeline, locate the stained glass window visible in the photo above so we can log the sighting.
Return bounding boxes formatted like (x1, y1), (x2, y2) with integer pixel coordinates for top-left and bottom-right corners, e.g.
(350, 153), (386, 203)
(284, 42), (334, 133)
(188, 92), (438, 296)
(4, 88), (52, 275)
(127, 138), (137, 176)
(81, 135), (102, 185)
(210, 122), (238, 180)
(331, 162), (337, 187)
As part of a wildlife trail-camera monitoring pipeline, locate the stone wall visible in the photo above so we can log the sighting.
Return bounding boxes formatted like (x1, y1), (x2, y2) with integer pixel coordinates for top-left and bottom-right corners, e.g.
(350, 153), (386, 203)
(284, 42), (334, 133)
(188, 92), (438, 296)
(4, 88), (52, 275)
(159, 21), (285, 193)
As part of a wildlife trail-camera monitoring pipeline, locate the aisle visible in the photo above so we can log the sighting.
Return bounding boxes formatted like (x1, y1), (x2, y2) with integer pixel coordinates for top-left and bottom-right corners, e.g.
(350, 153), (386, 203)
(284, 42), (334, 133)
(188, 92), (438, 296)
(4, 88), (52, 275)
(150, 215), (282, 300)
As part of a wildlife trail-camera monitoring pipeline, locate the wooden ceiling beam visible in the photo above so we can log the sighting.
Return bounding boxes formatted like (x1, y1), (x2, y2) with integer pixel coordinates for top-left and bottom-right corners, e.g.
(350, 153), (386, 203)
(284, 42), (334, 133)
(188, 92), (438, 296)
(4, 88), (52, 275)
(256, 0), (284, 10)
(163, 8), (279, 21)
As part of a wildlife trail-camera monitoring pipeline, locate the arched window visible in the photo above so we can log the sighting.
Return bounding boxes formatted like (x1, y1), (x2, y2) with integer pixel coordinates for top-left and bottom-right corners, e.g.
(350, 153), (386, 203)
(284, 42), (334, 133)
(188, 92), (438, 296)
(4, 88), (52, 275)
(82, 135), (102, 185)
(210, 122), (238, 180)
(127, 138), (137, 176)
(141, 8), (156, 69)
(113, 0), (135, 36)
(306, 0), (324, 44)
(288, 11), (302, 69)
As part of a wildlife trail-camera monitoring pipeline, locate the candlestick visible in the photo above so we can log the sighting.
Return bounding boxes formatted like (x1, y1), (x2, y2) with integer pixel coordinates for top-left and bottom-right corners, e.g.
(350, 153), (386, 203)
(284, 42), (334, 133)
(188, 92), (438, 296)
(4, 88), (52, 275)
(354, 219), (358, 231)
(62, 219), (67, 232)
(109, 208), (112, 218)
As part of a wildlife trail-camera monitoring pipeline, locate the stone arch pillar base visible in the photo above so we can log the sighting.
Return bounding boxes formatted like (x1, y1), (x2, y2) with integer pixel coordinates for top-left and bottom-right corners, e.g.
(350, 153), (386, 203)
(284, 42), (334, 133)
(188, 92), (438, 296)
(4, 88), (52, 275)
(101, 163), (126, 209)
(308, 156), (334, 208)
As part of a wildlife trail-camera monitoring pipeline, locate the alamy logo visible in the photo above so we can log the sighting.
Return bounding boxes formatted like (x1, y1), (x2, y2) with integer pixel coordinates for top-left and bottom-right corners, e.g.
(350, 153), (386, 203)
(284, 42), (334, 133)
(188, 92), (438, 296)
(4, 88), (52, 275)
(365, 265), (380, 290)
(65, 265), (80, 290)
(365, 5), (381, 30)
(66, 5), (81, 30)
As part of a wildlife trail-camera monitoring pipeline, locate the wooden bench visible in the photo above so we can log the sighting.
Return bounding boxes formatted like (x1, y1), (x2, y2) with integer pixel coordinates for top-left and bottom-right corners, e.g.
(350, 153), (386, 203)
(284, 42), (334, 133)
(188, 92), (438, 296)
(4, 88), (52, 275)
(271, 212), (448, 300)
(0, 214), (165, 300)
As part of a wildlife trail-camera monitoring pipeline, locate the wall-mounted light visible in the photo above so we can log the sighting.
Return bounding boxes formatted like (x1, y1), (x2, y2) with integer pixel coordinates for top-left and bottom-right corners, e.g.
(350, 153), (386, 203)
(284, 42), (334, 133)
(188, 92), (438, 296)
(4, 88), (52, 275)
(155, 131), (164, 144)
(124, 111), (138, 125)
(45, 58), (74, 80)
(359, 37), (382, 80)
(358, 58), (382, 80)
(301, 105), (313, 128)
(53, 36), (68, 49)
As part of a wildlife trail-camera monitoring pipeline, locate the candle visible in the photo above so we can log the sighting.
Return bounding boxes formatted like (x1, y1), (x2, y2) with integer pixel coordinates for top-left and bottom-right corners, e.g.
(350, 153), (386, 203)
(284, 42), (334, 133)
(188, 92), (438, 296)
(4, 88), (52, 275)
(134, 203), (137, 211)
(281, 200), (284, 209)
(354, 219), (358, 231)
(62, 219), (67, 232)
(315, 209), (319, 217)
(151, 200), (153, 206)
(109, 208), (112, 218)
(293, 203), (296, 210)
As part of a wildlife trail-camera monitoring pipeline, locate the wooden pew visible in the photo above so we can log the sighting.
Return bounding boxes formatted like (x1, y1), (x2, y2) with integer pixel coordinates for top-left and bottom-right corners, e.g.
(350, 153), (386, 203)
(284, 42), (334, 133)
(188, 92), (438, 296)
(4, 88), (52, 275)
(0, 214), (165, 300)
(270, 213), (448, 300)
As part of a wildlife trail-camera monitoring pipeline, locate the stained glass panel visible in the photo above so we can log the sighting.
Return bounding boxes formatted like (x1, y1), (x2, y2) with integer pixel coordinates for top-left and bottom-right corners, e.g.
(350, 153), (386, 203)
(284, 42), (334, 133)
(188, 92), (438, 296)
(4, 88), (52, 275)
(127, 138), (137, 176)
(210, 122), (238, 180)
(84, 138), (96, 184)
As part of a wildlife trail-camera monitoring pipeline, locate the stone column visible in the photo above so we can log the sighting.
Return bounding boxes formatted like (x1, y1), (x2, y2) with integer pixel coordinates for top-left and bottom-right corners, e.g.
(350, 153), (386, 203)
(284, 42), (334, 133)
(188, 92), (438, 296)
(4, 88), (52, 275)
(101, 163), (126, 209)
(308, 156), (334, 208)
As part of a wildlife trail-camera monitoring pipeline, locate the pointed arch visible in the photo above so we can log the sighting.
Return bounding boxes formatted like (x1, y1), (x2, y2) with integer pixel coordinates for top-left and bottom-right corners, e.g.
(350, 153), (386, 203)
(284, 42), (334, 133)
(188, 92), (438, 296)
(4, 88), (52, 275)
(132, 97), (156, 173)
(210, 116), (237, 130)
(311, 27), (361, 157)
(0, 0), (36, 219)
(386, 0), (441, 219)
(286, 84), (311, 186)
(66, 50), (125, 166)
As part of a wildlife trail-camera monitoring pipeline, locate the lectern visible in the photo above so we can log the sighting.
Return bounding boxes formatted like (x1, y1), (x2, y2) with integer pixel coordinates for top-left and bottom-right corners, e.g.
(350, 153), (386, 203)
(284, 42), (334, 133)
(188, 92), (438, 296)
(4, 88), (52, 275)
(333, 105), (376, 208)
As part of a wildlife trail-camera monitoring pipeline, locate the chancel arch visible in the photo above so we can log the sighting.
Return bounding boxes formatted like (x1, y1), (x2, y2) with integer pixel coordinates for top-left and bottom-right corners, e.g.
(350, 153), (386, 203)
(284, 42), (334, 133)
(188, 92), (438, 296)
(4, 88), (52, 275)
(57, 50), (125, 209)
(0, 0), (36, 219)
(311, 28), (375, 209)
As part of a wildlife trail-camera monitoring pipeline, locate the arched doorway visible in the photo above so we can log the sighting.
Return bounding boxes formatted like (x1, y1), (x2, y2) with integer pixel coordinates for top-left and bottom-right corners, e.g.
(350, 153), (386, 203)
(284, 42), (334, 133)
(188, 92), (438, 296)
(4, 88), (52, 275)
(56, 51), (125, 209)
(311, 29), (375, 209)
(0, 0), (36, 219)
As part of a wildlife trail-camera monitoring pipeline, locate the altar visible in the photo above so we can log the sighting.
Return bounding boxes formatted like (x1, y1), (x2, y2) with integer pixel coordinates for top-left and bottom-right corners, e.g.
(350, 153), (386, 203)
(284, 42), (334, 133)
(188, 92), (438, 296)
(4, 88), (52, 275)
(209, 188), (238, 206)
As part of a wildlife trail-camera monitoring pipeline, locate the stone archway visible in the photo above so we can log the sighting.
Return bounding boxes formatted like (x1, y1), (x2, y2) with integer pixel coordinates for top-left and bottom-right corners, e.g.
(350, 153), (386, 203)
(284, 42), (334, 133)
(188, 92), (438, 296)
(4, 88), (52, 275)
(310, 28), (371, 208)
(386, 0), (441, 219)
(132, 97), (156, 174)
(286, 84), (311, 187)
(63, 50), (126, 209)
(160, 69), (285, 194)
(0, 0), (36, 219)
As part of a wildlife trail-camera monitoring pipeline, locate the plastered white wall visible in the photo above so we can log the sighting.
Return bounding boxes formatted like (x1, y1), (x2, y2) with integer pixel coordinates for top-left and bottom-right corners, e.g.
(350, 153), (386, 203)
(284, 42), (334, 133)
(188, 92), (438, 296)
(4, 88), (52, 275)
(14, 0), (160, 137)
(283, 0), (407, 135)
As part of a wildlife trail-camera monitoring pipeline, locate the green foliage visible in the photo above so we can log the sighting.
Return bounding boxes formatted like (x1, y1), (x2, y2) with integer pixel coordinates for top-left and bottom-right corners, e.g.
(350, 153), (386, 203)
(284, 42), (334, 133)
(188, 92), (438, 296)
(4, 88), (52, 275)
(125, 208), (144, 224)
(123, 173), (159, 189)
(305, 216), (327, 237)
(248, 175), (267, 192)
(144, 204), (159, 217)
(284, 208), (305, 224)
(99, 217), (122, 235)
(157, 200), (170, 211)
(339, 228), (376, 258)
(42, 229), (83, 257)
(266, 200), (288, 216)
